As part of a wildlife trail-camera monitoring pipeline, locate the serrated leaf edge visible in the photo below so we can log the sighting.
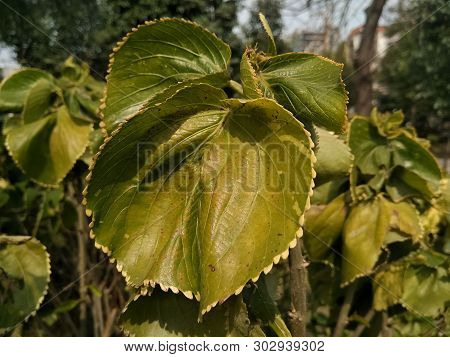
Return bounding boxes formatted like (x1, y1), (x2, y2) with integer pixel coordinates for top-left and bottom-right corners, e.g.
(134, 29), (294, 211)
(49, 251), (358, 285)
(85, 86), (316, 315)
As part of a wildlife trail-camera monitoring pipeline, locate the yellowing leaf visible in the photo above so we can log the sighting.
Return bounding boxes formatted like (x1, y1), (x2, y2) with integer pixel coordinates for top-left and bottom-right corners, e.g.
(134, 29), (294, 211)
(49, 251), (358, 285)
(6, 106), (92, 186)
(314, 127), (353, 185)
(304, 194), (347, 260)
(341, 197), (390, 285)
(86, 84), (314, 313)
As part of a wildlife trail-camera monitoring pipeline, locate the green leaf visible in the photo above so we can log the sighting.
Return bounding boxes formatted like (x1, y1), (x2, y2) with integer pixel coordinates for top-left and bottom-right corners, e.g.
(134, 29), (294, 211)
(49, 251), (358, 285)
(102, 18), (231, 133)
(402, 265), (450, 317)
(86, 84), (314, 313)
(5, 106), (92, 186)
(22, 79), (56, 123)
(304, 194), (347, 260)
(386, 167), (435, 201)
(382, 198), (422, 244)
(348, 117), (390, 175)
(240, 50), (263, 99)
(314, 127), (353, 185)
(391, 134), (441, 193)
(119, 290), (250, 337)
(341, 197), (390, 285)
(0, 236), (50, 332)
(0, 69), (54, 112)
(248, 275), (291, 337)
(242, 51), (347, 132)
(258, 13), (277, 55)
(373, 262), (405, 311)
(310, 178), (347, 205)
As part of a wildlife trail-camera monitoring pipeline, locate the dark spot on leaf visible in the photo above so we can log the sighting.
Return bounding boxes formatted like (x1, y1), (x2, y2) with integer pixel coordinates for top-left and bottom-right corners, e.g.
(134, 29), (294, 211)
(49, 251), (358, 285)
(208, 264), (216, 272)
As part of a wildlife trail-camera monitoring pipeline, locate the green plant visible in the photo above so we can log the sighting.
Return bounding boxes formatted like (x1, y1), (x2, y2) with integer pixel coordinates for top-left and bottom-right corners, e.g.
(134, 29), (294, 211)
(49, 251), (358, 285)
(0, 57), (103, 186)
(0, 58), (105, 334)
(304, 109), (449, 336)
(84, 15), (347, 336)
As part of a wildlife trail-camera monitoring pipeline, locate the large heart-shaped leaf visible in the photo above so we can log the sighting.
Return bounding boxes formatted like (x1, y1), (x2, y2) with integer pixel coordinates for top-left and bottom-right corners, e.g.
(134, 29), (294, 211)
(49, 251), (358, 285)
(0, 69), (54, 112)
(341, 196), (390, 285)
(101, 18), (231, 133)
(241, 50), (347, 132)
(85, 84), (314, 313)
(120, 289), (250, 337)
(0, 235), (50, 332)
(314, 127), (353, 185)
(5, 106), (92, 186)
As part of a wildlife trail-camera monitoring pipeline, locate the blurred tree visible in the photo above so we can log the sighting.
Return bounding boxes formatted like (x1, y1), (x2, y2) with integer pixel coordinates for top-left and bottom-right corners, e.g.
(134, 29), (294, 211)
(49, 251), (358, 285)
(0, 0), (242, 76)
(352, 0), (387, 115)
(0, 0), (106, 73)
(377, 0), (450, 145)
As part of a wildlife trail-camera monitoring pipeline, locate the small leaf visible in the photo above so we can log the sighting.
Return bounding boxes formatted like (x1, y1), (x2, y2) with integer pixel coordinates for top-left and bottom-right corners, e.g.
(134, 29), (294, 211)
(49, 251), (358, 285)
(258, 13), (277, 55)
(240, 50), (263, 99)
(22, 79), (56, 123)
(86, 84), (314, 313)
(5, 106), (92, 186)
(304, 194), (347, 260)
(341, 197), (390, 285)
(373, 262), (405, 311)
(348, 117), (390, 175)
(248, 275), (291, 337)
(402, 265), (450, 317)
(391, 134), (441, 194)
(0, 69), (54, 112)
(120, 290), (250, 337)
(102, 18), (231, 133)
(243, 51), (348, 132)
(314, 127), (353, 185)
(386, 167), (435, 201)
(382, 198), (422, 244)
(0, 237), (50, 332)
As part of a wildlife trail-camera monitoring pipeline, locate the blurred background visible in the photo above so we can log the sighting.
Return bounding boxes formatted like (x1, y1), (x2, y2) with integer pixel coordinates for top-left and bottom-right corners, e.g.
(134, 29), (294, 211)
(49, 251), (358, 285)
(0, 0), (448, 336)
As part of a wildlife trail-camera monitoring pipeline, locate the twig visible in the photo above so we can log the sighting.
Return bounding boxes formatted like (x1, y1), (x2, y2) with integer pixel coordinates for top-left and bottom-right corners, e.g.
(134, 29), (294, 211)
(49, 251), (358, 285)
(352, 309), (375, 337)
(289, 241), (308, 336)
(333, 282), (357, 336)
(68, 181), (88, 336)
(31, 191), (47, 238)
(102, 308), (118, 337)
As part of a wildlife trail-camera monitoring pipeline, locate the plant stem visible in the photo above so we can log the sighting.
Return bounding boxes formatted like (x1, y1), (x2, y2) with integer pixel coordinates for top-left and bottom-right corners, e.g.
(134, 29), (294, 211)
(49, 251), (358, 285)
(289, 241), (308, 336)
(228, 80), (244, 97)
(31, 191), (47, 237)
(68, 181), (88, 336)
(333, 282), (357, 336)
(352, 308), (375, 336)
